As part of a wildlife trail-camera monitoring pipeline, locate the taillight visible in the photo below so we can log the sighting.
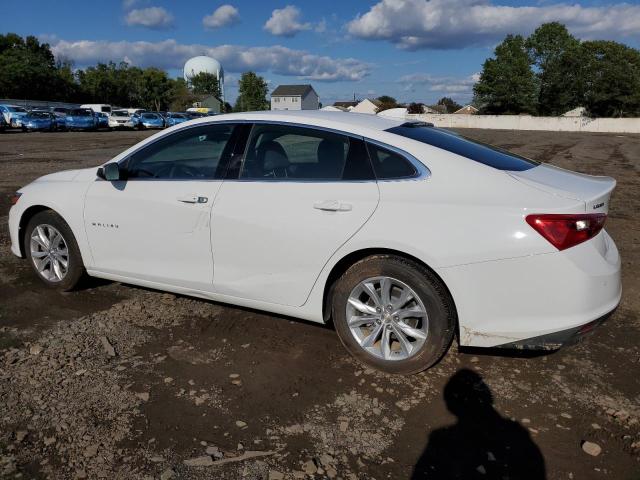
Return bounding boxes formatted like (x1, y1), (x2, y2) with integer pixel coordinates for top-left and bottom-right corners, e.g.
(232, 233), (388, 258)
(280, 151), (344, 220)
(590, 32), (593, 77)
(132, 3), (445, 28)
(526, 213), (606, 251)
(9, 192), (22, 205)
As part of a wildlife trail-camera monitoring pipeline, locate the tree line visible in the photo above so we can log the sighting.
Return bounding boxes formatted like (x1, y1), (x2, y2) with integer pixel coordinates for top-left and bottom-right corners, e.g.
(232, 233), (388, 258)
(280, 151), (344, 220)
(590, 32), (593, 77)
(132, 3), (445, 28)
(0, 33), (269, 112)
(473, 22), (640, 117)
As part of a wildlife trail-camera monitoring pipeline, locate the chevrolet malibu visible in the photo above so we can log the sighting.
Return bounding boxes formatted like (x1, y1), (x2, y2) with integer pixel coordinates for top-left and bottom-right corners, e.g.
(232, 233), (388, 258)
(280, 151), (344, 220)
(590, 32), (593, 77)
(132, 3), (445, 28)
(8, 111), (621, 374)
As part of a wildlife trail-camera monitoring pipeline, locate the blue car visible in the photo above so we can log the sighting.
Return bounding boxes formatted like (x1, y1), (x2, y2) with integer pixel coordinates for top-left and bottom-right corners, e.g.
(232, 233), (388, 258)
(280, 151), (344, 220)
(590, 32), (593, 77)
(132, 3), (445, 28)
(95, 112), (110, 130)
(22, 111), (58, 132)
(65, 108), (98, 131)
(164, 112), (190, 127)
(138, 112), (165, 129)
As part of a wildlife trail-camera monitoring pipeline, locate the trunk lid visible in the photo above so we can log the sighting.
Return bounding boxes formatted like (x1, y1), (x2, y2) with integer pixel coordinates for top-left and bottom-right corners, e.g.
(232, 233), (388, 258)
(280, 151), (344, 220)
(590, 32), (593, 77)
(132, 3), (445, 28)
(509, 164), (615, 213)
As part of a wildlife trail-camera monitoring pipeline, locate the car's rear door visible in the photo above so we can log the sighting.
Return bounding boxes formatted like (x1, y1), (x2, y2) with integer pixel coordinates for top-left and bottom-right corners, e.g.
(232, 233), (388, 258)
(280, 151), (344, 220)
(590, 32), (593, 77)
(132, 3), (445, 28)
(84, 123), (238, 290)
(212, 122), (379, 306)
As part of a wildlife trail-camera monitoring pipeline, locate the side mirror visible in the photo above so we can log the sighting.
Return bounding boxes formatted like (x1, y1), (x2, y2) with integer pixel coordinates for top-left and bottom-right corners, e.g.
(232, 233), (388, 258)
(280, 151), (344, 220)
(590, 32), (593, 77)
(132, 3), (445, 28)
(97, 162), (123, 181)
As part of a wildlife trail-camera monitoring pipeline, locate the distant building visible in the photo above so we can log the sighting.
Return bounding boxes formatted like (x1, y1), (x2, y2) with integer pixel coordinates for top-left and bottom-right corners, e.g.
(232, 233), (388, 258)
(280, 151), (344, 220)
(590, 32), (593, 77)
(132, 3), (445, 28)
(271, 84), (319, 111)
(351, 98), (381, 115)
(453, 105), (479, 115)
(192, 94), (222, 113)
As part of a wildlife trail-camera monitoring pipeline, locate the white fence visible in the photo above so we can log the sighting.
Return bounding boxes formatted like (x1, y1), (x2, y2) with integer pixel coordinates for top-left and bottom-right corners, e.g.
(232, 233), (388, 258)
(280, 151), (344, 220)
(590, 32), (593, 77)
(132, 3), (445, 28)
(407, 113), (640, 134)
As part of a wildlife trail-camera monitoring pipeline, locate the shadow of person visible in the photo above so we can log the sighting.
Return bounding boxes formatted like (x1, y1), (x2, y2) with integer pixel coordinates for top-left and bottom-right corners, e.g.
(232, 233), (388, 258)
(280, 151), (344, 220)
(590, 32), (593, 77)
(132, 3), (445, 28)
(411, 369), (546, 480)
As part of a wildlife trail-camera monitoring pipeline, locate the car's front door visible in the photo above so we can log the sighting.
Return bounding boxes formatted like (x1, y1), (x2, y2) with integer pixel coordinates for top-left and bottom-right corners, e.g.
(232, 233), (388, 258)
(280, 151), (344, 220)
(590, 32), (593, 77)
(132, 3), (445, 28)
(212, 122), (380, 306)
(84, 123), (236, 289)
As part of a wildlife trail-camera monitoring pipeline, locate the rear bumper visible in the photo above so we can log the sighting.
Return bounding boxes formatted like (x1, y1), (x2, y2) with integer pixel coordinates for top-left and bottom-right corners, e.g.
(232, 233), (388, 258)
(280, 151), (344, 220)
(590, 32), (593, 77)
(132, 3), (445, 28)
(494, 308), (615, 350)
(437, 230), (622, 348)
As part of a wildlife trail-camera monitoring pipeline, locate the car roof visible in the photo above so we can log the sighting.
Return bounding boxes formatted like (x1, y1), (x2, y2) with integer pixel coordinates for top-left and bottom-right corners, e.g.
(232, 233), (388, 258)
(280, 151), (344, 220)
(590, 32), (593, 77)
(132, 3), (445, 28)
(185, 110), (405, 137)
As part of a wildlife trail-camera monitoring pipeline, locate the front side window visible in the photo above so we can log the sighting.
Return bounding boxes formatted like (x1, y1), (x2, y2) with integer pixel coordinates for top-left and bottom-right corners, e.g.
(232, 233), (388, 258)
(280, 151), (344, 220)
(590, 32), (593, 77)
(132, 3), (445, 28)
(239, 124), (373, 181)
(126, 124), (234, 180)
(366, 142), (418, 179)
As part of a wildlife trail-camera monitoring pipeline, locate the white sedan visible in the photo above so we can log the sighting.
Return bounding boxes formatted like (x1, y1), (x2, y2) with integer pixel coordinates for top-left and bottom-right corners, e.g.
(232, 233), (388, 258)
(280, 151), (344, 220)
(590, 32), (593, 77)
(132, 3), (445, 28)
(8, 111), (621, 374)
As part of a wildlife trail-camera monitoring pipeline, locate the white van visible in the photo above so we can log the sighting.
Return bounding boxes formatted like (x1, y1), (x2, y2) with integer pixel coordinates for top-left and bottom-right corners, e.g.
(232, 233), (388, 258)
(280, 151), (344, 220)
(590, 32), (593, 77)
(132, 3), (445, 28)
(80, 104), (112, 116)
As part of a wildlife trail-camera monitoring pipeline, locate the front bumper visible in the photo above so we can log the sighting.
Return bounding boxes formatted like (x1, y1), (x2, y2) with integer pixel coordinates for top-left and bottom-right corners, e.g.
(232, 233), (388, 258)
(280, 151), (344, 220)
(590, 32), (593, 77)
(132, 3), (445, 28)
(438, 230), (622, 348)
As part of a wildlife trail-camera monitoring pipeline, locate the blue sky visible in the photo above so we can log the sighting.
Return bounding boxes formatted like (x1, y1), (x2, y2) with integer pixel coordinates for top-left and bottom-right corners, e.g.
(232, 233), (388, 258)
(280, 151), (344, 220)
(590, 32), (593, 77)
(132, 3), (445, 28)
(2, 0), (640, 105)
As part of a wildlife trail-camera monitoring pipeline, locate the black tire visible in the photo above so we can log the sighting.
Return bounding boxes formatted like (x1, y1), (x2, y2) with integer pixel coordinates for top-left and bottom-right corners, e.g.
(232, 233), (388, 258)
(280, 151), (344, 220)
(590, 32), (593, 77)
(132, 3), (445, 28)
(332, 255), (456, 375)
(23, 210), (85, 291)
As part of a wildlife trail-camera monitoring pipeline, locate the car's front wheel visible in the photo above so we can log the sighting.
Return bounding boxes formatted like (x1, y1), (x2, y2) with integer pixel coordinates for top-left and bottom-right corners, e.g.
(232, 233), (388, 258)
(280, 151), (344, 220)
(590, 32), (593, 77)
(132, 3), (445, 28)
(332, 255), (456, 375)
(24, 210), (85, 291)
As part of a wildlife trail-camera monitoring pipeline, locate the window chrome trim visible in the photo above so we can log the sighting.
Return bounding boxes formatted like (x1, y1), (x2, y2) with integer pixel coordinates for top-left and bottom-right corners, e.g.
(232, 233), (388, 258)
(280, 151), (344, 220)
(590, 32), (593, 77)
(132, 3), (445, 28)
(107, 118), (431, 183)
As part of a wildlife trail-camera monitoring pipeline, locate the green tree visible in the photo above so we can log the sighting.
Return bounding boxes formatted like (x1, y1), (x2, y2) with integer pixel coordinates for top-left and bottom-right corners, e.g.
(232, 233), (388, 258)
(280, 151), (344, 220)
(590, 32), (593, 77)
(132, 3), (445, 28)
(436, 97), (462, 113)
(0, 33), (59, 100)
(375, 95), (398, 112)
(168, 78), (197, 111)
(473, 34), (537, 114)
(234, 72), (269, 112)
(579, 41), (640, 117)
(138, 68), (172, 111)
(190, 72), (221, 99)
(526, 22), (581, 115)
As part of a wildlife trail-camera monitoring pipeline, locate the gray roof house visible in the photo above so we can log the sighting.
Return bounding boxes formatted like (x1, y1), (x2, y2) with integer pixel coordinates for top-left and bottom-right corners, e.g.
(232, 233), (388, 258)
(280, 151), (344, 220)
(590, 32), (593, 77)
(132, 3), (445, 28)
(271, 84), (319, 111)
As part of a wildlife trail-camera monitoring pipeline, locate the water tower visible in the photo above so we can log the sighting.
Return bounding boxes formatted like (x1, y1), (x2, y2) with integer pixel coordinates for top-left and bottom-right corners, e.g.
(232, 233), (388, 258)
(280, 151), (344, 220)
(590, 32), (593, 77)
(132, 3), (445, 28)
(183, 55), (225, 101)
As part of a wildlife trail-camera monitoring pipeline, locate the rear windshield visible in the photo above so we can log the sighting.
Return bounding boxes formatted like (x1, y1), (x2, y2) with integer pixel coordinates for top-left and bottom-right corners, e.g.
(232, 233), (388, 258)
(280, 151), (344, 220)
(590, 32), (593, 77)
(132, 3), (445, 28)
(28, 112), (50, 118)
(101, 106), (111, 113)
(7, 106), (27, 113)
(385, 123), (539, 171)
(70, 109), (93, 116)
(142, 113), (157, 119)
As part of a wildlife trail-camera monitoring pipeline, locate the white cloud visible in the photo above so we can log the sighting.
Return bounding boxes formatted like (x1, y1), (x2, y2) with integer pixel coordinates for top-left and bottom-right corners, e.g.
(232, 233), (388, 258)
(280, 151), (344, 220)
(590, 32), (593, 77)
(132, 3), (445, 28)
(203, 5), (240, 29)
(50, 39), (370, 82)
(348, 0), (640, 50)
(399, 73), (479, 98)
(125, 6), (174, 29)
(264, 5), (311, 37)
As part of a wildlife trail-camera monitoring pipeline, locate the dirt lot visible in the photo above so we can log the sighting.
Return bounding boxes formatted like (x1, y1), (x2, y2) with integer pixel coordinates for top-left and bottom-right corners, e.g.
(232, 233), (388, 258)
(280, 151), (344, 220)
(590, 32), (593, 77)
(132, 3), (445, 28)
(0, 128), (638, 480)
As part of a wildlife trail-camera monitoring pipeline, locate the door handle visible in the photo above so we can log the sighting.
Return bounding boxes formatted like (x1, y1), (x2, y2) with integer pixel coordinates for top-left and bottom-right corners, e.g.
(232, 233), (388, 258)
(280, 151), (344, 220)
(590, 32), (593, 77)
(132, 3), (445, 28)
(313, 200), (352, 212)
(177, 195), (208, 204)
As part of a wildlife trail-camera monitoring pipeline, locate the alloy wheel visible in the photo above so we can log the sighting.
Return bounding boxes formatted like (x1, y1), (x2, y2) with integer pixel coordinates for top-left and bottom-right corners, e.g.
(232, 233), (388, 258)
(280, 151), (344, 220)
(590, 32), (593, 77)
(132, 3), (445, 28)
(30, 224), (69, 282)
(346, 276), (429, 361)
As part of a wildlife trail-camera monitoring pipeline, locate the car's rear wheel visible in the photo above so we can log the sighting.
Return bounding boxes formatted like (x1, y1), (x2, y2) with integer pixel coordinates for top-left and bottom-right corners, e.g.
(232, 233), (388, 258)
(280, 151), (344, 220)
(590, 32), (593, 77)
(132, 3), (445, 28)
(24, 211), (85, 291)
(332, 255), (456, 375)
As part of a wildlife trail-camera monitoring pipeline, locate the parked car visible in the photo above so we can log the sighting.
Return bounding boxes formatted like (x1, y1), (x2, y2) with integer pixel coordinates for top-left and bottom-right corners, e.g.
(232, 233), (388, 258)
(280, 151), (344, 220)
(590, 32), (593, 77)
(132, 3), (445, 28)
(164, 112), (190, 128)
(7, 111), (621, 374)
(138, 112), (165, 129)
(0, 104), (28, 128)
(95, 112), (110, 130)
(65, 108), (98, 131)
(22, 111), (58, 132)
(109, 110), (137, 129)
(50, 108), (70, 131)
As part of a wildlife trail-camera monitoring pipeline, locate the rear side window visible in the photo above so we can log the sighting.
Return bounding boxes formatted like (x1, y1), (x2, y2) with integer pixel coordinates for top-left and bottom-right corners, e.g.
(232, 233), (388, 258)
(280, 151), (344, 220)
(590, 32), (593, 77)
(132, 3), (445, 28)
(386, 124), (538, 171)
(240, 124), (374, 181)
(366, 142), (418, 179)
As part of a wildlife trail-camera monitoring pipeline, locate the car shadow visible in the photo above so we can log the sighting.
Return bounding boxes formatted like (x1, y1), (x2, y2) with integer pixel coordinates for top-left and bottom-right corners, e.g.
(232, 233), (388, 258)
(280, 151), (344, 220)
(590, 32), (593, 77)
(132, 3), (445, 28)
(411, 368), (546, 479)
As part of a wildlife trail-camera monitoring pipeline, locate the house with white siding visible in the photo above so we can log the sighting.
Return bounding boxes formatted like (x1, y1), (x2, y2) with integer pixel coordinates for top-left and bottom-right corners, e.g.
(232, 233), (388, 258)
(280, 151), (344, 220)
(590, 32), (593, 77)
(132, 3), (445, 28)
(270, 85), (319, 111)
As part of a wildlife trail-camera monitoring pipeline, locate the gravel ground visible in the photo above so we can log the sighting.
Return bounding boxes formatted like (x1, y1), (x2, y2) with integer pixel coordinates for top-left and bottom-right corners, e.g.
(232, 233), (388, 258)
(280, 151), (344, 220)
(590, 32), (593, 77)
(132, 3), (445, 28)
(0, 128), (639, 480)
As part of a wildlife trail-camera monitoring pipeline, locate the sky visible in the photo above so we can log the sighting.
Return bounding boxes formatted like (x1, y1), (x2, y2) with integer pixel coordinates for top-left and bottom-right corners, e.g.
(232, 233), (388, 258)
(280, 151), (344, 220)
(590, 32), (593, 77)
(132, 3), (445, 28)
(2, 0), (640, 106)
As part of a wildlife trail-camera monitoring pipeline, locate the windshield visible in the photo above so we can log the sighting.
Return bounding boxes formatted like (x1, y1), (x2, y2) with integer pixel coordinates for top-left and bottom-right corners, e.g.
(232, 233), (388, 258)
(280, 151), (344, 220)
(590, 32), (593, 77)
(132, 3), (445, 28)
(142, 113), (157, 119)
(385, 123), (539, 171)
(70, 109), (93, 116)
(28, 112), (50, 118)
(7, 106), (27, 113)
(112, 110), (129, 117)
(172, 114), (187, 119)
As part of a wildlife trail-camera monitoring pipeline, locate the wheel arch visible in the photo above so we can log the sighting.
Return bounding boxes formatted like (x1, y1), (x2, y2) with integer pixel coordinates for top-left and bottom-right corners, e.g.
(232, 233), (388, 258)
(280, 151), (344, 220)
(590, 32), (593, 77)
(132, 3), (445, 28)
(322, 248), (459, 331)
(17, 205), (60, 257)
